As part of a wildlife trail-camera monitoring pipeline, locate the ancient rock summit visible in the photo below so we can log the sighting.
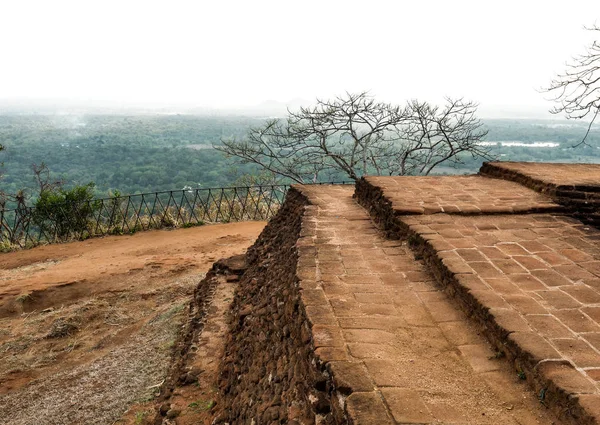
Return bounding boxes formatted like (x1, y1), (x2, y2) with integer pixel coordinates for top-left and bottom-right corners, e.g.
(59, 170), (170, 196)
(165, 162), (600, 425)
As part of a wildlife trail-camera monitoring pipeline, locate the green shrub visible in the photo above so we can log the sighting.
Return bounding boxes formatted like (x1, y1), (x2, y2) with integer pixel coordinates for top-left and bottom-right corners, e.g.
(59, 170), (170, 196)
(32, 183), (100, 240)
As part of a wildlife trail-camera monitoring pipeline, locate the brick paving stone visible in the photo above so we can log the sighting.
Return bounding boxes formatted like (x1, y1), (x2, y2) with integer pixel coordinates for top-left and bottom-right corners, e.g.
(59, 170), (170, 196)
(345, 392), (395, 425)
(582, 261), (600, 276)
(531, 269), (573, 287)
(296, 184), (568, 424)
(554, 309), (600, 333)
(536, 290), (582, 309)
(321, 282), (350, 296)
(458, 344), (503, 372)
(535, 250), (574, 266)
(468, 261), (505, 278)
(303, 304), (337, 325)
(479, 370), (527, 405)
(380, 388), (434, 423)
(423, 300), (466, 322)
(586, 279), (600, 292)
(337, 315), (408, 331)
(512, 255), (548, 271)
(562, 285), (600, 304)
(479, 246), (510, 259)
(347, 342), (400, 359)
(328, 361), (374, 393)
(314, 347), (349, 362)
(359, 303), (397, 316)
(519, 240), (552, 253)
(553, 264), (598, 281)
(497, 259), (532, 274)
(507, 332), (562, 364)
(497, 243), (531, 256)
(525, 315), (574, 338)
(416, 290), (447, 303)
(509, 274), (547, 291)
(365, 175), (561, 216)
(558, 248), (595, 263)
(583, 333), (600, 351)
(311, 324), (344, 348)
(587, 369), (600, 381)
(503, 294), (547, 314)
(454, 274), (487, 292)
(355, 170), (600, 423)
(583, 307), (600, 323)
(488, 308), (533, 332)
(353, 292), (394, 304)
(300, 288), (329, 306)
(480, 161), (600, 187)
(484, 277), (521, 295)
(424, 403), (468, 424)
(362, 359), (421, 387)
(456, 248), (488, 262)
(441, 257), (473, 275)
(536, 361), (598, 394)
(552, 338), (600, 368)
(397, 304), (437, 327)
(345, 284), (391, 294)
(342, 329), (396, 344)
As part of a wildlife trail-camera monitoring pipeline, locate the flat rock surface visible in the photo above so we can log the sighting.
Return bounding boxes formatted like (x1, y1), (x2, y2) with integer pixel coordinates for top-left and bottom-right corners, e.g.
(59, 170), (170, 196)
(296, 185), (562, 424)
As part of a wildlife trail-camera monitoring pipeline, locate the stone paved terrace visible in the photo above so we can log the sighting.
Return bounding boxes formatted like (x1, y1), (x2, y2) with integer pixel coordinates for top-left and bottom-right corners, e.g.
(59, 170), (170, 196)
(295, 185), (564, 425)
(480, 162), (600, 229)
(354, 165), (600, 424)
(363, 175), (562, 215)
(480, 161), (600, 189)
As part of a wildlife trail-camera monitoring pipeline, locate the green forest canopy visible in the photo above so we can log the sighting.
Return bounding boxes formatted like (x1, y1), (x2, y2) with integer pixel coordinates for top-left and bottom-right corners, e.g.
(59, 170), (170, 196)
(0, 114), (598, 205)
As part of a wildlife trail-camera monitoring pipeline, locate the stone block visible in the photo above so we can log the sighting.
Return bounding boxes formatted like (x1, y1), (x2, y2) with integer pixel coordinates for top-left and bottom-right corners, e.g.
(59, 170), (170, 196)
(328, 361), (374, 394)
(345, 392), (394, 425)
(458, 343), (502, 373)
(536, 360), (597, 394)
(508, 331), (561, 364)
(380, 388), (434, 424)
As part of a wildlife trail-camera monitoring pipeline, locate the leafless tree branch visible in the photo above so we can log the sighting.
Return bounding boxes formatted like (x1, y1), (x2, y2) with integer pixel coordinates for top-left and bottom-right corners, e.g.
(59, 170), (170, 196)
(215, 93), (490, 183)
(543, 25), (600, 147)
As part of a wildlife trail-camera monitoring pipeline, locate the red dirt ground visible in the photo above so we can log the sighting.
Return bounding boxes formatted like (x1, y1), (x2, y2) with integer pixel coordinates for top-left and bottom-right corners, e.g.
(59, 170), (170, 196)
(0, 222), (265, 425)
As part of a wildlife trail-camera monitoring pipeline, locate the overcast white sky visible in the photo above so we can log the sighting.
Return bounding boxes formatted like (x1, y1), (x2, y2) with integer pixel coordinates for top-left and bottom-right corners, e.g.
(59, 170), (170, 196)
(1, 0), (599, 117)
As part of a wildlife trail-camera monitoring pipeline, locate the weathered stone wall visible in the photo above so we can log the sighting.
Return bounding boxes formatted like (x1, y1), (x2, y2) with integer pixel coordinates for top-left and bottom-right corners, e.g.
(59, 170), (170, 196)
(152, 257), (233, 424)
(213, 188), (344, 425)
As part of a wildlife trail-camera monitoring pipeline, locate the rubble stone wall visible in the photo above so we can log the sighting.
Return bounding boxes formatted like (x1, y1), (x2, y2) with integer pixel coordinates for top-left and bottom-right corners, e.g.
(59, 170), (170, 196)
(213, 187), (345, 425)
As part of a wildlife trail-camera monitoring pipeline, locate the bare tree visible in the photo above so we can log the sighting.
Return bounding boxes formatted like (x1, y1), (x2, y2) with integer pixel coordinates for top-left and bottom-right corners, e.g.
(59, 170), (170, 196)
(215, 92), (490, 183)
(544, 25), (600, 146)
(32, 162), (64, 194)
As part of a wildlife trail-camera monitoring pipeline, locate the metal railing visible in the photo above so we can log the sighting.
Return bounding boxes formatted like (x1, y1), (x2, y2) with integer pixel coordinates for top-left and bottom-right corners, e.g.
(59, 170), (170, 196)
(0, 185), (292, 250)
(0, 181), (355, 250)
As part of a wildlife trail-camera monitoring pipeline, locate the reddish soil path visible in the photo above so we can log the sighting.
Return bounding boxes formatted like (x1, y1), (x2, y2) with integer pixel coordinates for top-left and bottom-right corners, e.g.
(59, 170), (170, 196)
(0, 223), (265, 316)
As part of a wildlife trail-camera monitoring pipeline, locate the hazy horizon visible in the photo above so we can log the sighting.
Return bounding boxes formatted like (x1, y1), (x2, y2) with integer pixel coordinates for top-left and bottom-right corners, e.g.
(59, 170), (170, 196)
(1, 0), (599, 120)
(0, 96), (588, 120)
